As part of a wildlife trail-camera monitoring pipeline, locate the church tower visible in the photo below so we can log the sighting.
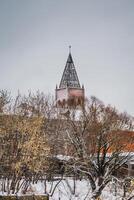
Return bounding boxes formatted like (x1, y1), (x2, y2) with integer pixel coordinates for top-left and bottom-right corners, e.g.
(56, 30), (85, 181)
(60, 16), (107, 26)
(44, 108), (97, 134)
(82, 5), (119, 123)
(55, 47), (85, 109)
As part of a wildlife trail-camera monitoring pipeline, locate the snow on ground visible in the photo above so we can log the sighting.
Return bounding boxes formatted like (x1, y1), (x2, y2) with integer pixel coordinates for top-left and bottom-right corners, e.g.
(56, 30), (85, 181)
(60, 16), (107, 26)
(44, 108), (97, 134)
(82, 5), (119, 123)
(32, 179), (120, 200)
(0, 178), (133, 199)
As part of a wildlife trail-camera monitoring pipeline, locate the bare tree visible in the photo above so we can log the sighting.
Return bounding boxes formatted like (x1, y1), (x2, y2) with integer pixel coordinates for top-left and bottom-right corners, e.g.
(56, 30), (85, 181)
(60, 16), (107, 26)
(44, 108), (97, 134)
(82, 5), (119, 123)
(62, 97), (134, 199)
(0, 91), (53, 195)
(0, 90), (67, 199)
(0, 90), (11, 113)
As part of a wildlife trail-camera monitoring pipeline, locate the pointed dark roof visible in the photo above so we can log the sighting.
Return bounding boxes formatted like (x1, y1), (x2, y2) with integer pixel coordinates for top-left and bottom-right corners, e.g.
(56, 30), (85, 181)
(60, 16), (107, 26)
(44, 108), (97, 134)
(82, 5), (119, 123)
(59, 53), (81, 88)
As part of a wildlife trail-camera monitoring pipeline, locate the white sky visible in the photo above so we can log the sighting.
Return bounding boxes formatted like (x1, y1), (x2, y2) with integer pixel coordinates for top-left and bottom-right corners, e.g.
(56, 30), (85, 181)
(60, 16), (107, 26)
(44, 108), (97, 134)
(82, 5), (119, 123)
(0, 0), (134, 116)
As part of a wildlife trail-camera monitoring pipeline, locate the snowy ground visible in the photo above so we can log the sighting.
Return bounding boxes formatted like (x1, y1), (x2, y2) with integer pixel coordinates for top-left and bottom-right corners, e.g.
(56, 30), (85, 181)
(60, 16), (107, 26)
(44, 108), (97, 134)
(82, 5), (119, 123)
(0, 177), (134, 199)
(30, 178), (121, 200)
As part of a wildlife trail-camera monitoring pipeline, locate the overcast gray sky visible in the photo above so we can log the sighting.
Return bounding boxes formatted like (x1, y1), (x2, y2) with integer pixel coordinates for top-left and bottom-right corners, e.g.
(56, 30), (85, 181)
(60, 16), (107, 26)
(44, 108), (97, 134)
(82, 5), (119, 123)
(0, 0), (134, 116)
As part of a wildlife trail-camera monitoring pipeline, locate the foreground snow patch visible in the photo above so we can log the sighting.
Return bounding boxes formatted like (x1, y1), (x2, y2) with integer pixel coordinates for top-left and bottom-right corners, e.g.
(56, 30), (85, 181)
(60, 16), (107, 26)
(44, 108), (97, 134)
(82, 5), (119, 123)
(0, 178), (134, 200)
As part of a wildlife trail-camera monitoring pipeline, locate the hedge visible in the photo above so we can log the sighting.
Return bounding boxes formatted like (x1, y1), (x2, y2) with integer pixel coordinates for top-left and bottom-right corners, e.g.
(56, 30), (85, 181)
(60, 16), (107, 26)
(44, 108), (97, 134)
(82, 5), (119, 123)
(0, 195), (49, 200)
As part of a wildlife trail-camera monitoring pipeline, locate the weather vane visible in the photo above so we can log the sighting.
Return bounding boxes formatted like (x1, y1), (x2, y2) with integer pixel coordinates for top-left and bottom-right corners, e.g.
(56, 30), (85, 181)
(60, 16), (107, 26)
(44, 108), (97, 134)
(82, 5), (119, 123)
(69, 45), (71, 53)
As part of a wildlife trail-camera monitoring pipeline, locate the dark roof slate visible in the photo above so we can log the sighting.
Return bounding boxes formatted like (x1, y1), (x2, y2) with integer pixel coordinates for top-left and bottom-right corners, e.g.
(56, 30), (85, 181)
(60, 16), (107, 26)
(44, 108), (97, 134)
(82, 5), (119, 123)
(59, 53), (81, 88)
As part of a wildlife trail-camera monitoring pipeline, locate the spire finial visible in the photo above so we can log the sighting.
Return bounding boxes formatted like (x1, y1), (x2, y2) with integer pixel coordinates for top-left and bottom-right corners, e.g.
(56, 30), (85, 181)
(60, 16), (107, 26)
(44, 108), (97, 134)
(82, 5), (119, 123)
(69, 45), (71, 54)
